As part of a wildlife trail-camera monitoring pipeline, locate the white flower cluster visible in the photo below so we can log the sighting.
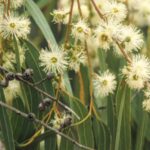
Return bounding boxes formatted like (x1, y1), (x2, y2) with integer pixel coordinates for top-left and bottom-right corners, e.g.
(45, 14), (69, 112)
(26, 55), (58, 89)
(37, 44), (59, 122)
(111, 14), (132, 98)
(66, 1), (144, 58)
(72, 20), (91, 42)
(122, 55), (150, 90)
(51, 113), (71, 130)
(2, 44), (26, 70)
(11, 0), (24, 9)
(56, 0), (150, 26)
(0, 15), (31, 39)
(4, 80), (21, 104)
(39, 45), (87, 74)
(0, 0), (30, 39)
(51, 9), (69, 24)
(65, 45), (87, 72)
(39, 48), (68, 75)
(93, 70), (117, 97)
(128, 0), (150, 27)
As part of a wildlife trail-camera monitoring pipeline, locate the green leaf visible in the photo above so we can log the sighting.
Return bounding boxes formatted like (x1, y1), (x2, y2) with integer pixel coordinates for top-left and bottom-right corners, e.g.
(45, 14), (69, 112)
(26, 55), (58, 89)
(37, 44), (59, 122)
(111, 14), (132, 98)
(60, 129), (74, 150)
(92, 118), (111, 150)
(132, 92), (149, 150)
(73, 101), (94, 148)
(44, 132), (57, 150)
(135, 112), (148, 150)
(107, 95), (117, 149)
(25, 0), (58, 48)
(11, 97), (26, 140)
(0, 88), (15, 150)
(98, 49), (107, 72)
(115, 82), (131, 150)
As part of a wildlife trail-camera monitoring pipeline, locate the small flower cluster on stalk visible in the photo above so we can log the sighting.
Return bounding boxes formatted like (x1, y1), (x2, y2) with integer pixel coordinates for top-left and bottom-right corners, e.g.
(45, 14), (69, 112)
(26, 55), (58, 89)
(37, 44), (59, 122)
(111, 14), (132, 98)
(51, 112), (72, 131)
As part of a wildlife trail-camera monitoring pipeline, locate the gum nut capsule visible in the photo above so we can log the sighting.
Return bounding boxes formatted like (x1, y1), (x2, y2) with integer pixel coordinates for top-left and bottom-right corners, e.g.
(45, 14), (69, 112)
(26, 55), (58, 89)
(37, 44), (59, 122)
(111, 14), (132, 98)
(38, 102), (45, 111)
(43, 98), (51, 106)
(6, 72), (15, 81)
(24, 68), (33, 76)
(47, 72), (55, 80)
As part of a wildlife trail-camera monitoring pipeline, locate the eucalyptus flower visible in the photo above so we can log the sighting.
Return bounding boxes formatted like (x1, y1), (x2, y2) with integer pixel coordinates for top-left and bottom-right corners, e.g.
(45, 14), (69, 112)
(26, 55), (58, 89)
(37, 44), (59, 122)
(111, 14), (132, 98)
(93, 70), (117, 97)
(39, 48), (68, 75)
(0, 15), (31, 39)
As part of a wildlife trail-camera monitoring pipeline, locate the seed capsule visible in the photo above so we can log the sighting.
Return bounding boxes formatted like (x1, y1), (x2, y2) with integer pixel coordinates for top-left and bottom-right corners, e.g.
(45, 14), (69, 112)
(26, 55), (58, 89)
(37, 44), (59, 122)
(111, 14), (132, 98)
(43, 98), (51, 106)
(60, 117), (72, 129)
(22, 69), (33, 80)
(38, 102), (45, 111)
(47, 72), (55, 80)
(6, 72), (15, 81)
(38, 98), (51, 111)
(27, 113), (36, 121)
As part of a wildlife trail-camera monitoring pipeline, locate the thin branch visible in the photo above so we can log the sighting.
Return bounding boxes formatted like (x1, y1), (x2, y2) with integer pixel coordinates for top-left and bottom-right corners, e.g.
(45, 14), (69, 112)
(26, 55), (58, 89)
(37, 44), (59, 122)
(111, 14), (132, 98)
(0, 66), (80, 119)
(85, 41), (93, 101)
(90, 0), (105, 21)
(115, 41), (132, 63)
(7, 0), (10, 16)
(65, 0), (74, 45)
(17, 76), (80, 120)
(77, 0), (83, 19)
(33, 77), (47, 86)
(77, 0), (94, 114)
(76, 0), (93, 102)
(3, 0), (7, 18)
(0, 101), (94, 150)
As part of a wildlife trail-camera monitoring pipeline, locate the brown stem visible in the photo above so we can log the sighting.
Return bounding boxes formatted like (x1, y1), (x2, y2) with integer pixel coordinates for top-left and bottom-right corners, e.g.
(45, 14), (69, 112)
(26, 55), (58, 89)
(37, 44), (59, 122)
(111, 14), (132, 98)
(78, 71), (85, 105)
(3, 0), (7, 18)
(85, 42), (93, 101)
(7, 0), (10, 16)
(77, 0), (94, 109)
(65, 0), (74, 46)
(115, 41), (132, 63)
(77, 0), (83, 19)
(90, 0), (105, 21)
